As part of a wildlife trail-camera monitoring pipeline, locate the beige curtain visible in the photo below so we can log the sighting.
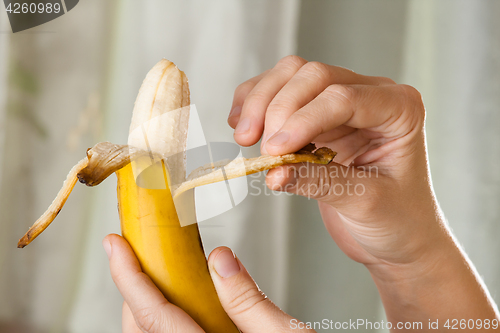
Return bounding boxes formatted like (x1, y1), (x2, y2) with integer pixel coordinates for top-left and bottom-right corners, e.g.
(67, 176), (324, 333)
(402, 0), (500, 305)
(0, 1), (499, 333)
(0, 0), (301, 332)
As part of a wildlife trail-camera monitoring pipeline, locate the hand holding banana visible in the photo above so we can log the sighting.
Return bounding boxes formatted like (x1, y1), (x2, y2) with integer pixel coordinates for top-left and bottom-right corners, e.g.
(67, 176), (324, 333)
(104, 56), (499, 331)
(19, 56), (498, 332)
(105, 234), (309, 333)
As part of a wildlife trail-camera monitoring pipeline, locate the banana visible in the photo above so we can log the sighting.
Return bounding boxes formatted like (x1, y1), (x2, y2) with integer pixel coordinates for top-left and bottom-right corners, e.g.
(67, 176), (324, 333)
(17, 59), (337, 332)
(117, 59), (238, 332)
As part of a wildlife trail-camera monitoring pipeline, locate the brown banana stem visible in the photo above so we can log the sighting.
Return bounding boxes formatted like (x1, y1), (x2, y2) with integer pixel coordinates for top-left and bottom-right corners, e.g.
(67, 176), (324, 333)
(17, 157), (88, 248)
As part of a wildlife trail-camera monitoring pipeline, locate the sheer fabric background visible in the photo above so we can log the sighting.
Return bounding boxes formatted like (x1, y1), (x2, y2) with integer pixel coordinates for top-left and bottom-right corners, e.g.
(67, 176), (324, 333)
(0, 1), (498, 332)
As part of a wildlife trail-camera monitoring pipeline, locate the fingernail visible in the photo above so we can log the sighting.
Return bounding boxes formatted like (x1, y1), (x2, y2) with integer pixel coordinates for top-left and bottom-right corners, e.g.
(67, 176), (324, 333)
(214, 249), (240, 278)
(267, 131), (289, 147)
(228, 106), (242, 119)
(235, 118), (251, 134)
(103, 239), (112, 259)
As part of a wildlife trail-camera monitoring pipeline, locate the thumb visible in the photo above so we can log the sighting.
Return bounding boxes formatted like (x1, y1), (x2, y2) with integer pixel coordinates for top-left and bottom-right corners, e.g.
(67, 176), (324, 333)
(208, 247), (301, 333)
(104, 234), (203, 333)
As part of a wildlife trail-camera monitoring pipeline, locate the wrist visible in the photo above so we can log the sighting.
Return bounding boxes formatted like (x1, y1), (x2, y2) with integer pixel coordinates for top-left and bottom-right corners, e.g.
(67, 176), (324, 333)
(365, 220), (456, 286)
(365, 224), (498, 321)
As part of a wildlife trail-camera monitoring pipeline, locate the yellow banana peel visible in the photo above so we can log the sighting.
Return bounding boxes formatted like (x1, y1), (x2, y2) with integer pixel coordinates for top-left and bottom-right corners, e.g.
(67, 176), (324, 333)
(117, 59), (239, 332)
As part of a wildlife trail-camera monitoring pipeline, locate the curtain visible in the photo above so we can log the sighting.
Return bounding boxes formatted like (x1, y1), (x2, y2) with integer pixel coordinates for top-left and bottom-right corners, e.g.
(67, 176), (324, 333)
(290, 1), (409, 328)
(0, 1), (302, 332)
(0, 1), (499, 333)
(402, 0), (500, 305)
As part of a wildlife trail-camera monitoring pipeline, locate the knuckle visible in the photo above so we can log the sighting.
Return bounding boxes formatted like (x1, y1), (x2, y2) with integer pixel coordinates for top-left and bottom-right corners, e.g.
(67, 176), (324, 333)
(399, 84), (425, 119)
(111, 270), (130, 288)
(226, 283), (267, 317)
(277, 55), (307, 70)
(300, 61), (330, 80)
(323, 84), (355, 108)
(234, 80), (256, 97)
(135, 306), (160, 333)
(374, 76), (397, 85)
(134, 303), (174, 333)
(399, 84), (422, 102)
(287, 111), (323, 138)
(245, 88), (269, 108)
(268, 96), (295, 113)
(292, 111), (318, 130)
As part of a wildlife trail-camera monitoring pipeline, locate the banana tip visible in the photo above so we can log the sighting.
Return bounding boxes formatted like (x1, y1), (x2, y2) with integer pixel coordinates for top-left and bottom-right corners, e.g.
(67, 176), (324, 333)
(17, 235), (30, 248)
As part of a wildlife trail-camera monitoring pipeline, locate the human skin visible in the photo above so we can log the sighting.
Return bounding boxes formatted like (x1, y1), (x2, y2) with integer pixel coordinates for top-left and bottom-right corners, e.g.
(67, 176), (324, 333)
(105, 55), (499, 332)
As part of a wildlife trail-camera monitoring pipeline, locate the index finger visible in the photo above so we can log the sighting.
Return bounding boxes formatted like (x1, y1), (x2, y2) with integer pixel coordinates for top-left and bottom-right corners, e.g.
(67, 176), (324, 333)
(264, 84), (424, 156)
(228, 69), (271, 128)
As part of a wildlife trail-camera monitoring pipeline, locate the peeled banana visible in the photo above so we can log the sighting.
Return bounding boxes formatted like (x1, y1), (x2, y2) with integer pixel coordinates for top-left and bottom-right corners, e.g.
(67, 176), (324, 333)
(119, 59), (239, 332)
